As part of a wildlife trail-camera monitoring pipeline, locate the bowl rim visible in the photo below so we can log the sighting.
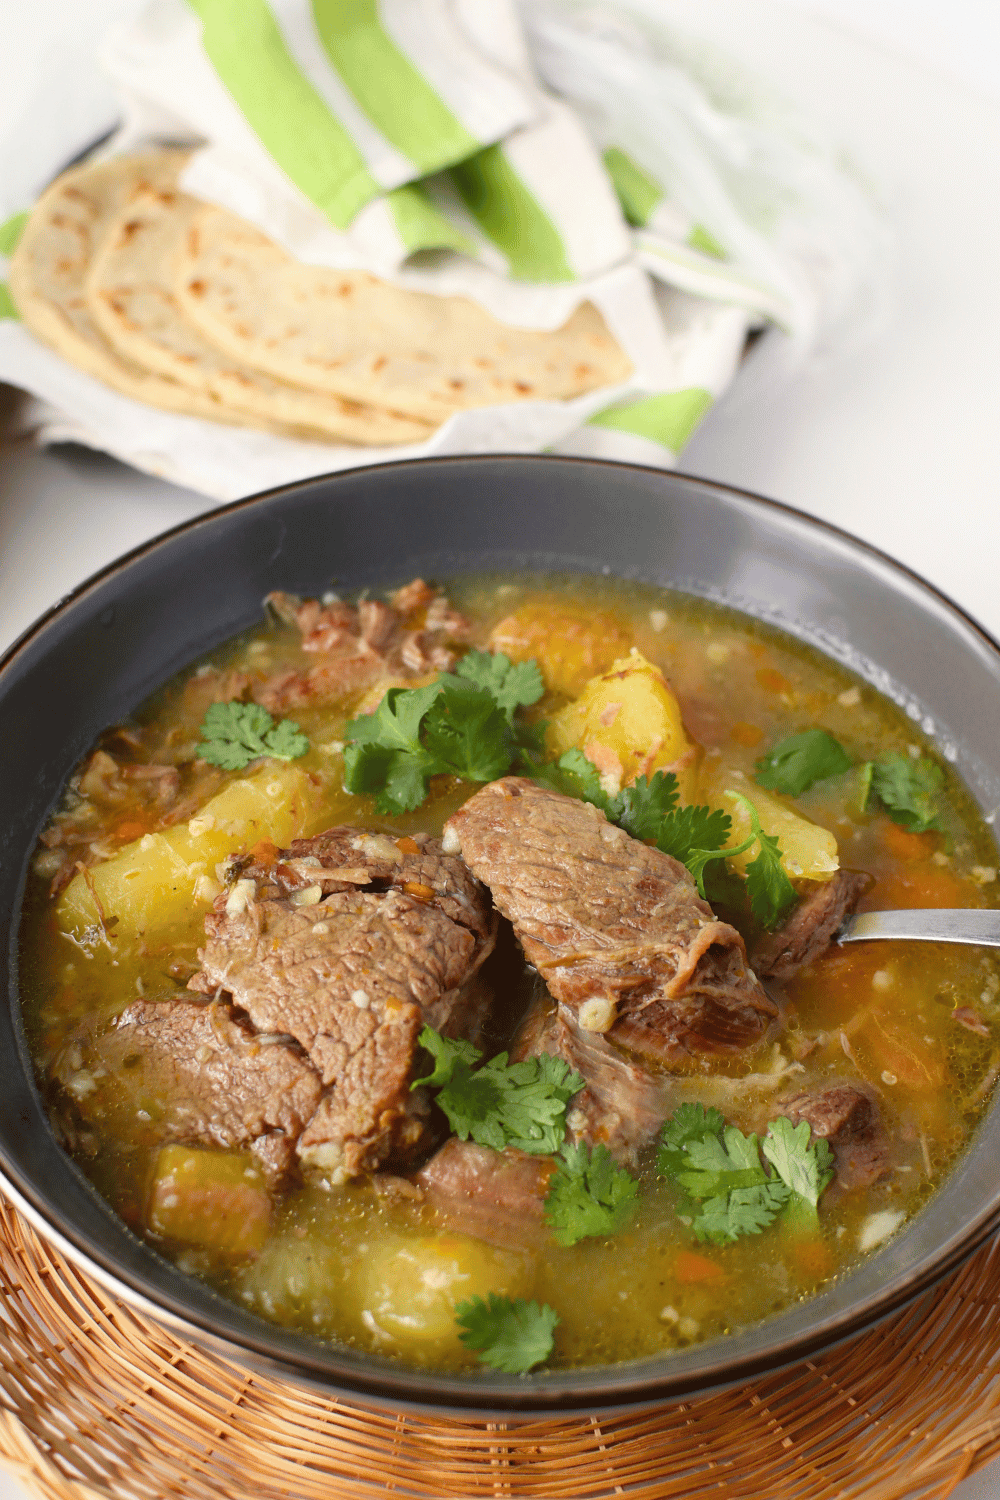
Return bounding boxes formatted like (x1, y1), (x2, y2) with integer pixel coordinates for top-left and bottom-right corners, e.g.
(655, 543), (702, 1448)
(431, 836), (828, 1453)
(3, 451), (1000, 1417)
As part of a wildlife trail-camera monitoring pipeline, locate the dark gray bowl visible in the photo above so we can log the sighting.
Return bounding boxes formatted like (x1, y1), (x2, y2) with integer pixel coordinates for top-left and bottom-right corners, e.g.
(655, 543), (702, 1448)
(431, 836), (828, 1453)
(2, 455), (999, 1416)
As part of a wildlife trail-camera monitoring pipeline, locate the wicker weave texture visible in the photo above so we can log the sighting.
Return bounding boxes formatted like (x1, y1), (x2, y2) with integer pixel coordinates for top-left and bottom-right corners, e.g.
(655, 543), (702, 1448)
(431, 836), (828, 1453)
(0, 1197), (998, 1500)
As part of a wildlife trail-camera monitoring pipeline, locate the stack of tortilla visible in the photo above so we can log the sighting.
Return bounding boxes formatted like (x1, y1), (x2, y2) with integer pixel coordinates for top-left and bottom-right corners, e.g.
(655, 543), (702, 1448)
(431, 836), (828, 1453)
(9, 151), (632, 446)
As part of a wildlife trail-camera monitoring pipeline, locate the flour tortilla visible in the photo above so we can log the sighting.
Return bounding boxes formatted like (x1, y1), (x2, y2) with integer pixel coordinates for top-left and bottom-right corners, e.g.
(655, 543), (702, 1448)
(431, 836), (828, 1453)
(85, 166), (432, 446)
(8, 152), (241, 424)
(175, 205), (634, 424)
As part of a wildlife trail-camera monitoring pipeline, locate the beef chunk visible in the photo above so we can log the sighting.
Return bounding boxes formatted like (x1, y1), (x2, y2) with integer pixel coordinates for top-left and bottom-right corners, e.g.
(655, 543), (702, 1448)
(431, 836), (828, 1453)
(413, 1139), (554, 1248)
(237, 827), (493, 941)
(190, 836), (496, 1179)
(775, 1083), (889, 1189)
(445, 778), (776, 1066)
(98, 999), (322, 1182)
(751, 870), (871, 980)
(512, 991), (670, 1163)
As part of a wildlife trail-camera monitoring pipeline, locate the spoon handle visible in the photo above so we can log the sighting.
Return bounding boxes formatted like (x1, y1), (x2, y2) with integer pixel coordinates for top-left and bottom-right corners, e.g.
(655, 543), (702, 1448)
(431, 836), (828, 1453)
(837, 909), (1000, 947)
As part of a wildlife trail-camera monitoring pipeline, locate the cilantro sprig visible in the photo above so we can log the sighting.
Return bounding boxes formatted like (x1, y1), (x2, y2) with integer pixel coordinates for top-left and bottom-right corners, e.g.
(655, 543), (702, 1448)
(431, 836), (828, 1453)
(724, 792), (798, 930)
(455, 1293), (559, 1373)
(755, 728), (944, 836)
(538, 753), (732, 885)
(657, 1106), (833, 1245)
(543, 1142), (640, 1247)
(411, 1026), (584, 1156)
(197, 701), (309, 770)
(864, 752), (943, 834)
(755, 729), (852, 797)
(538, 755), (795, 929)
(343, 651), (544, 815)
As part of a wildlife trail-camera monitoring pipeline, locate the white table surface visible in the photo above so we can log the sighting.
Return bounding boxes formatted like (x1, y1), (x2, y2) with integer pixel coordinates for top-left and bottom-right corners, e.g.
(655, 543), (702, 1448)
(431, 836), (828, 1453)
(2, 2), (999, 1496)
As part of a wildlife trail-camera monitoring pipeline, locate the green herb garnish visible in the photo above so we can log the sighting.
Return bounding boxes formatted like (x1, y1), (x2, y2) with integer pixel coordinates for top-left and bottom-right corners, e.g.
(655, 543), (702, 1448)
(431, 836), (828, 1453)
(725, 792), (798, 929)
(342, 651), (544, 815)
(455, 1293), (559, 1373)
(411, 1026), (584, 1156)
(536, 757), (795, 929)
(755, 729), (852, 796)
(761, 1116), (835, 1233)
(543, 1141), (640, 1247)
(657, 1107), (834, 1244)
(197, 701), (309, 769)
(864, 751), (943, 833)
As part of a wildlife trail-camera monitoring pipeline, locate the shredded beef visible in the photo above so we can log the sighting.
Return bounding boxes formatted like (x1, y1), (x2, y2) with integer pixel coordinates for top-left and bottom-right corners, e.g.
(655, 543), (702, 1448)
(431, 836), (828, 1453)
(751, 870), (871, 980)
(775, 1082), (889, 1189)
(444, 778), (777, 1066)
(256, 578), (470, 709)
(97, 999), (322, 1183)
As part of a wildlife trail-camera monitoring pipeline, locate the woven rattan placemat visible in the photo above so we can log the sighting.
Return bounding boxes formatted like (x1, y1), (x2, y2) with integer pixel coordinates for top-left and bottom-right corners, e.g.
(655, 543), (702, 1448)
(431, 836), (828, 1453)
(0, 1196), (998, 1500)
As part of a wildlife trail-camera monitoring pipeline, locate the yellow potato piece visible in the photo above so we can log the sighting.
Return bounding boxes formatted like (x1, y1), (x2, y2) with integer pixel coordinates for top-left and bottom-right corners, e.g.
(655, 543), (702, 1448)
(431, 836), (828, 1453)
(489, 599), (633, 697)
(357, 1232), (530, 1356)
(147, 1146), (270, 1257)
(547, 651), (698, 799)
(700, 764), (840, 882)
(56, 761), (322, 937)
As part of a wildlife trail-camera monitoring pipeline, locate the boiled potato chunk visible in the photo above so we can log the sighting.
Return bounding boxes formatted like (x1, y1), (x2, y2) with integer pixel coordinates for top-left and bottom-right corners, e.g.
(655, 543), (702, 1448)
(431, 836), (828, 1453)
(547, 651), (697, 799)
(358, 1233), (531, 1358)
(701, 764), (839, 881)
(489, 599), (633, 697)
(147, 1146), (271, 1257)
(56, 761), (321, 938)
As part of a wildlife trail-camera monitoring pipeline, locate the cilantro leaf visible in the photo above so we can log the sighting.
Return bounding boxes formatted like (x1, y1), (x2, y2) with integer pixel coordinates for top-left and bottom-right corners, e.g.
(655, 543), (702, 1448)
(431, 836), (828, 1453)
(454, 650), (544, 721)
(692, 1181), (791, 1244)
(725, 792), (798, 930)
(342, 656), (545, 813)
(410, 1027), (480, 1089)
(533, 747), (609, 805)
(197, 701), (309, 770)
(343, 682), (444, 814)
(676, 1125), (769, 1199)
(655, 802), (731, 866)
(423, 678), (511, 783)
(657, 1102), (726, 1180)
(867, 752), (943, 833)
(755, 729), (852, 797)
(411, 1026), (584, 1155)
(455, 1293), (558, 1373)
(544, 1142), (640, 1247)
(605, 771), (679, 841)
(762, 1116), (835, 1231)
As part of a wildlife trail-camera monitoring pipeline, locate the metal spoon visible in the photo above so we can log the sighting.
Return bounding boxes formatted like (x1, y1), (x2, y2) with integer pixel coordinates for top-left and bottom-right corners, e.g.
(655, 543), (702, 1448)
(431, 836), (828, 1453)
(837, 909), (1000, 947)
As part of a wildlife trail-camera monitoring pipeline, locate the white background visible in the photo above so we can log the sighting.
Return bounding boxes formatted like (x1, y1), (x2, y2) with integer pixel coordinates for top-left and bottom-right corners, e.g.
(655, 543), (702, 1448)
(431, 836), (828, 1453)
(1, 2), (999, 1497)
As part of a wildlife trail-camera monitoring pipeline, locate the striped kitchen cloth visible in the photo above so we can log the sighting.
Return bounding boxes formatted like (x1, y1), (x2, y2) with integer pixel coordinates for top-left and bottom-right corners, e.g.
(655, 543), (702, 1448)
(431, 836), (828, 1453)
(104, 0), (632, 283)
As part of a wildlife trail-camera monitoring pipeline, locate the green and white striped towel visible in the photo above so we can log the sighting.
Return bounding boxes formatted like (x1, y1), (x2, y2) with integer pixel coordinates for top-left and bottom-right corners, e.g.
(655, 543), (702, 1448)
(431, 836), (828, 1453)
(105, 0), (632, 283)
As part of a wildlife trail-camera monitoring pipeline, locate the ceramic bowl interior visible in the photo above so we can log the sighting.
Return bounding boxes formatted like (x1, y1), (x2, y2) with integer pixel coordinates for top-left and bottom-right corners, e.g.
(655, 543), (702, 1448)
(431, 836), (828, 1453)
(2, 455), (999, 1415)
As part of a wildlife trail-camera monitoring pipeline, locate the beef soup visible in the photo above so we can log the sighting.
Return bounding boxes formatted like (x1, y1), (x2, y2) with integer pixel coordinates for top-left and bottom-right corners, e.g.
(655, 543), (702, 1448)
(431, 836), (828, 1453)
(19, 574), (1000, 1375)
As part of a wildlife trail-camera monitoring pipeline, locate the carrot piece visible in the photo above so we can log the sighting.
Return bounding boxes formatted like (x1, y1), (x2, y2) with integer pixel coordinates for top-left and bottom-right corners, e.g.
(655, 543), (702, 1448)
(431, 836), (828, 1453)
(879, 819), (937, 863)
(875, 865), (966, 909)
(114, 819), (148, 842)
(248, 838), (279, 867)
(675, 1250), (727, 1284)
(731, 721), (763, 748)
(756, 668), (790, 693)
(395, 837), (420, 855)
(860, 1010), (947, 1091)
